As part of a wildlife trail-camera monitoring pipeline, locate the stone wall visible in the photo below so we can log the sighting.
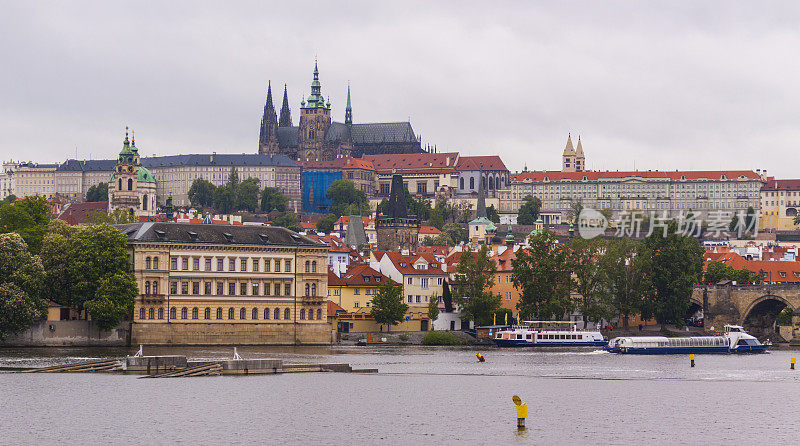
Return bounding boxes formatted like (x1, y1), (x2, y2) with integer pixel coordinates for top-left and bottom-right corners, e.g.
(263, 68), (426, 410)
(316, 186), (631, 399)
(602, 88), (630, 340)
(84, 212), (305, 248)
(131, 322), (331, 345)
(1, 320), (130, 347)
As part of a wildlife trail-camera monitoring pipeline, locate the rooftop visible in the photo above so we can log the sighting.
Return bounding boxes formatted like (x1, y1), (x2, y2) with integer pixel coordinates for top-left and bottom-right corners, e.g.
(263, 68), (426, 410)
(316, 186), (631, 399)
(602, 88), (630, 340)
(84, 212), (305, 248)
(114, 222), (324, 247)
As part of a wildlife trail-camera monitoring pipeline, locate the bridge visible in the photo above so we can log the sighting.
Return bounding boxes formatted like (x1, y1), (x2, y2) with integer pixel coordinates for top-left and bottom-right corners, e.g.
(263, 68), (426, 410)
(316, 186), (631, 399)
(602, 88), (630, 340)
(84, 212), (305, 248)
(691, 284), (800, 342)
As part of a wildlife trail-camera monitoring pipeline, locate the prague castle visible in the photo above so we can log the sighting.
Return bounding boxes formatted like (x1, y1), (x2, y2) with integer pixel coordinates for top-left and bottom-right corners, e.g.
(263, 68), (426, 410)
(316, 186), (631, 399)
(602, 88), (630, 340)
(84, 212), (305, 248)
(258, 61), (423, 161)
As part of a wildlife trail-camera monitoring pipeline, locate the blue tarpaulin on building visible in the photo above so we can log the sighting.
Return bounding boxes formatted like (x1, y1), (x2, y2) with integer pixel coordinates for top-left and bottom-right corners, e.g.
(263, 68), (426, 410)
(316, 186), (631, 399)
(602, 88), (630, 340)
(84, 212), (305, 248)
(302, 171), (342, 213)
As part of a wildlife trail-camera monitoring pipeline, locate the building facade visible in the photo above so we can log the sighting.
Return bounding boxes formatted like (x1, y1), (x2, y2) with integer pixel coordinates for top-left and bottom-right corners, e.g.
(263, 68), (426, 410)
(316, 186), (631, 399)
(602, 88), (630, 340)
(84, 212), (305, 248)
(760, 179), (800, 231)
(121, 222), (330, 345)
(561, 134), (586, 172)
(455, 155), (510, 198)
(0, 161), (16, 199)
(375, 251), (446, 330)
(366, 152), (461, 198)
(108, 130), (157, 218)
(55, 159), (116, 201)
(8, 162), (57, 199)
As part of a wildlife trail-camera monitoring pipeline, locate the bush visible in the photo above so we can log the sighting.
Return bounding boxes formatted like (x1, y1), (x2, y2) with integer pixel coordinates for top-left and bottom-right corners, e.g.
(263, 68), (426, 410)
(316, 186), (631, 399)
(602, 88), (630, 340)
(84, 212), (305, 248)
(422, 330), (462, 346)
(777, 308), (793, 326)
(399, 333), (409, 342)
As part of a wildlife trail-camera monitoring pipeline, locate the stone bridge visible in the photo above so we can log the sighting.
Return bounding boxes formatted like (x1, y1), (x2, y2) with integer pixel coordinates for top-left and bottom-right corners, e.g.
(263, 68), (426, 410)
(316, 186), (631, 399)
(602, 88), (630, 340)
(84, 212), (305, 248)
(691, 284), (800, 342)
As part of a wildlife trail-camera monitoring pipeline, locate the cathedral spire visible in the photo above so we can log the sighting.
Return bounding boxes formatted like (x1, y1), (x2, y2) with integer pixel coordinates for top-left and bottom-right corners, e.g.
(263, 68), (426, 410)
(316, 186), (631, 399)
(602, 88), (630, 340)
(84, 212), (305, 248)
(563, 133), (575, 155)
(303, 59), (328, 110)
(259, 81), (279, 154)
(345, 84), (353, 126)
(265, 81), (275, 112)
(279, 83), (292, 127)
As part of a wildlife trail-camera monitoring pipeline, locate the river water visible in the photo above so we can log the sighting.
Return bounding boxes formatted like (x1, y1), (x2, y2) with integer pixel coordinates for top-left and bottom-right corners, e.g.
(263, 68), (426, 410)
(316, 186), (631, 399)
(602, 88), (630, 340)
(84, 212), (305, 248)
(2, 345), (798, 445)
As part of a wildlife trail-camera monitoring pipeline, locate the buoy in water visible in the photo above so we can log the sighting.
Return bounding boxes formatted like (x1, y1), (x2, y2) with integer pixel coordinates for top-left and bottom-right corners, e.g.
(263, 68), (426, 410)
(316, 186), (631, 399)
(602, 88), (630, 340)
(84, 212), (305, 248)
(476, 353), (485, 362)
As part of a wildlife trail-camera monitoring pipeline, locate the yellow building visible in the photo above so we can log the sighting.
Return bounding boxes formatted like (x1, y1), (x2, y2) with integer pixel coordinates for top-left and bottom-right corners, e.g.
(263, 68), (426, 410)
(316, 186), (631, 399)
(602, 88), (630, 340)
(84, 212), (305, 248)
(121, 222), (331, 345)
(760, 179), (800, 231)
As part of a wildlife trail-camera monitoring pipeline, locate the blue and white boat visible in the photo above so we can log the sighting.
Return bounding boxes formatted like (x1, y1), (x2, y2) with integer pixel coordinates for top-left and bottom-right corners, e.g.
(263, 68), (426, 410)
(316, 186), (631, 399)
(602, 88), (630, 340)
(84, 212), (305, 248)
(493, 321), (606, 347)
(605, 325), (770, 354)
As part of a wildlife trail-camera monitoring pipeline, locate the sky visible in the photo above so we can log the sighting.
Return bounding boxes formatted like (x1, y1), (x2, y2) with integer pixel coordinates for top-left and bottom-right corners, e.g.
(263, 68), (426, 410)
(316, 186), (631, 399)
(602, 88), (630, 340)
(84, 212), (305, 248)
(1, 1), (798, 177)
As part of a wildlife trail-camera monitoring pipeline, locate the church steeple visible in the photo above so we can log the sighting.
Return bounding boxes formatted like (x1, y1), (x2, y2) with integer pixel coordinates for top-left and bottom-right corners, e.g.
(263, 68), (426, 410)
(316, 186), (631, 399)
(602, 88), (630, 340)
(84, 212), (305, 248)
(562, 133), (578, 172)
(279, 83), (292, 127)
(574, 135), (585, 172)
(345, 84), (353, 126)
(302, 59), (329, 110)
(259, 81), (279, 154)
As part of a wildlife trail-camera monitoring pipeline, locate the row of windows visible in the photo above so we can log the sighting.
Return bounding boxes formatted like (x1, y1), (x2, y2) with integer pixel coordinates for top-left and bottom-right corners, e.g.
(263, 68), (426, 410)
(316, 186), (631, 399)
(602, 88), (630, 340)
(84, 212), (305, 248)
(405, 277), (443, 288)
(167, 281), (297, 296)
(169, 256), (298, 273)
(137, 306), (322, 321)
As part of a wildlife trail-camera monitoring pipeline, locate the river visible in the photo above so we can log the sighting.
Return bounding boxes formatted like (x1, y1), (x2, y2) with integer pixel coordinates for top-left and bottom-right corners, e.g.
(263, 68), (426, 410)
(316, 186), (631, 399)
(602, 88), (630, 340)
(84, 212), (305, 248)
(2, 345), (798, 445)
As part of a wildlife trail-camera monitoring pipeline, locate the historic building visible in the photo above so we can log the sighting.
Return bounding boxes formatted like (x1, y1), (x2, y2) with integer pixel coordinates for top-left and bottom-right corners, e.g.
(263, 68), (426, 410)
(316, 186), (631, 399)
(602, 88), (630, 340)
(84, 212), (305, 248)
(760, 178), (800, 231)
(109, 129), (157, 218)
(299, 157), (376, 213)
(562, 134), (586, 172)
(121, 222), (331, 345)
(4, 161), (57, 199)
(376, 174), (420, 252)
(258, 61), (423, 161)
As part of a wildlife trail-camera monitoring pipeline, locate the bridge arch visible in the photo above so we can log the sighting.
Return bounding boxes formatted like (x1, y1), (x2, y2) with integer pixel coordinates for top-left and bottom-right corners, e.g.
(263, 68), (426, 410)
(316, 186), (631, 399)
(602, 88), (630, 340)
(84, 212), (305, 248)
(741, 294), (795, 340)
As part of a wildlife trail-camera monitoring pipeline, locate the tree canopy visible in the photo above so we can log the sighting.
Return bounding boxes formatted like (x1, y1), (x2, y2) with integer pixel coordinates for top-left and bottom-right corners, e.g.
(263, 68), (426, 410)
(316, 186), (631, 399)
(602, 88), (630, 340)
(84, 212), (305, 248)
(0, 233), (47, 340)
(511, 230), (576, 320)
(453, 246), (500, 325)
(517, 195), (541, 225)
(188, 178), (216, 208)
(0, 195), (52, 254)
(261, 187), (288, 212)
(326, 180), (369, 217)
(704, 261), (760, 285)
(85, 208), (137, 225)
(271, 212), (302, 232)
(86, 182), (108, 202)
(370, 279), (409, 331)
(316, 213), (338, 233)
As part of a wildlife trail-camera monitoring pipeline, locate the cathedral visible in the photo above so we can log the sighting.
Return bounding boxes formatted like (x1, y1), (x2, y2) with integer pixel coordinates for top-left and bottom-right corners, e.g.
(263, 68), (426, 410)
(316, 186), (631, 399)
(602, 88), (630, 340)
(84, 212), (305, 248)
(109, 128), (157, 218)
(258, 61), (423, 161)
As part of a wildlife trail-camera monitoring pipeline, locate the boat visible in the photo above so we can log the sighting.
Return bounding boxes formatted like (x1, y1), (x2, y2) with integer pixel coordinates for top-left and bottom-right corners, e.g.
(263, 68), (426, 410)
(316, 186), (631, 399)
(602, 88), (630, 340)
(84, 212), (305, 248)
(604, 325), (770, 354)
(492, 321), (607, 347)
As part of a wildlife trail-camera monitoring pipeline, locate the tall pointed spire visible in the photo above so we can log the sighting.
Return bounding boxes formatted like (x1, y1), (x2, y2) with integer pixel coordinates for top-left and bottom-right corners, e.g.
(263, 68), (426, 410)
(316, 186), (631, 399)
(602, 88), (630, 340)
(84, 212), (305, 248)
(475, 171), (487, 219)
(279, 83), (292, 127)
(265, 81), (274, 111)
(345, 84), (353, 126)
(563, 133), (575, 155)
(259, 81), (279, 154)
(576, 135), (584, 155)
(302, 59), (328, 110)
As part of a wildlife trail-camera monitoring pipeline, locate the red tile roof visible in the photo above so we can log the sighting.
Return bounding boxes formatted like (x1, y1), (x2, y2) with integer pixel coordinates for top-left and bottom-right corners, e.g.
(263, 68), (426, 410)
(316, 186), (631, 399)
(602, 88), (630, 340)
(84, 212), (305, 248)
(363, 153), (459, 174)
(327, 300), (346, 317)
(419, 225), (441, 235)
(762, 179), (800, 191)
(343, 158), (375, 171)
(57, 201), (109, 226)
(416, 246), (451, 257)
(379, 251), (446, 276)
(492, 247), (517, 272)
(456, 155), (508, 172)
(514, 170), (762, 182)
(704, 252), (800, 283)
(328, 264), (388, 287)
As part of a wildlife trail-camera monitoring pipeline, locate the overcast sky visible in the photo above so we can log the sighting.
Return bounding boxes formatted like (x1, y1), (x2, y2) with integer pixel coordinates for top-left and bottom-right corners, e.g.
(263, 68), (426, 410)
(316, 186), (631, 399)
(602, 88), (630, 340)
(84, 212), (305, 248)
(1, 1), (798, 177)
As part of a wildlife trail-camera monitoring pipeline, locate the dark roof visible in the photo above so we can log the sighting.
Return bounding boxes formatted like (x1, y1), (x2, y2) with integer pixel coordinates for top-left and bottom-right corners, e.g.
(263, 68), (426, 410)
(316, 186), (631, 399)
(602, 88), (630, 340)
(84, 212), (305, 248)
(57, 159), (117, 172)
(350, 122), (417, 144)
(142, 154), (298, 168)
(762, 179), (800, 191)
(325, 122), (351, 142)
(277, 127), (299, 148)
(57, 201), (109, 225)
(114, 222), (326, 247)
(456, 156), (509, 172)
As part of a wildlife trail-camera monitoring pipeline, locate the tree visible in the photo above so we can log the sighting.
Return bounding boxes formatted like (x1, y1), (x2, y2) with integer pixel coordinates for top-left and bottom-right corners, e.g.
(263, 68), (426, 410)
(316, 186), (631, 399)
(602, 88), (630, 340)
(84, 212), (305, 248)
(0, 283), (47, 340)
(0, 233), (47, 340)
(188, 179), (217, 208)
(570, 237), (613, 326)
(236, 178), (261, 212)
(744, 206), (756, 234)
(441, 223), (468, 245)
(327, 180), (369, 217)
(0, 195), (52, 254)
(376, 198), (390, 216)
(316, 214), (338, 233)
(261, 187), (288, 212)
(511, 230), (576, 320)
(213, 184), (236, 214)
(86, 208), (137, 225)
(428, 201), (445, 229)
(704, 261), (760, 285)
(271, 212), (302, 232)
(370, 279), (408, 332)
(601, 238), (654, 329)
(442, 280), (454, 312)
(729, 214), (739, 233)
(422, 233), (455, 247)
(84, 272), (137, 330)
(642, 221), (704, 327)
(600, 207), (614, 223)
(453, 246), (500, 325)
(427, 294), (440, 328)
(517, 195), (541, 225)
(0, 194), (17, 208)
(86, 183), (109, 202)
(566, 199), (584, 224)
(487, 205), (500, 224)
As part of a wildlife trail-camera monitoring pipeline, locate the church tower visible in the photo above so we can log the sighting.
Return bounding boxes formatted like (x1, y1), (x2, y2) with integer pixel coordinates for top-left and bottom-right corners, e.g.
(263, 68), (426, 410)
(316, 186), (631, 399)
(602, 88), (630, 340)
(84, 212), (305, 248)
(575, 136), (585, 172)
(279, 83), (292, 127)
(298, 60), (332, 161)
(345, 85), (353, 126)
(562, 134), (577, 172)
(109, 128), (156, 219)
(258, 81), (279, 155)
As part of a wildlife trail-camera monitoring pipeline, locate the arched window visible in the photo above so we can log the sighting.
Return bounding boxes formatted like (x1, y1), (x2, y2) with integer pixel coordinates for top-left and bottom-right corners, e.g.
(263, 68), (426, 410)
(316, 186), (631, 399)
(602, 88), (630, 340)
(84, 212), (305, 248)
(284, 308), (290, 320)
(181, 307), (187, 319)
(144, 281), (150, 294)
(312, 261), (317, 273)
(152, 281), (158, 294)
(228, 308), (234, 320)
(482, 177), (486, 189)
(305, 283), (310, 296)
(317, 308), (322, 320)
(127, 178), (133, 190)
(460, 177), (464, 189)
(216, 307), (222, 320)
(142, 194), (148, 211)
(170, 307), (176, 319)
(470, 177), (474, 189)
(252, 308), (258, 320)
(311, 283), (317, 296)
(274, 308), (280, 320)
(240, 307), (246, 319)
(192, 307), (198, 319)
(153, 257), (159, 269)
(300, 309), (306, 320)
(145, 257), (151, 269)
(264, 308), (270, 320)
(204, 308), (210, 320)
(489, 177), (494, 190)
(158, 308), (164, 319)
(305, 261), (310, 273)
(139, 307), (145, 319)
(118, 178), (122, 191)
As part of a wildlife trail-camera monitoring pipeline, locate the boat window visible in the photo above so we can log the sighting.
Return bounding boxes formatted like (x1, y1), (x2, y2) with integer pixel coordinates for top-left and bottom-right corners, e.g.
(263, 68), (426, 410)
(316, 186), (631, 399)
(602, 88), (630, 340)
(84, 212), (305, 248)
(526, 334), (532, 339)
(517, 334), (523, 340)
(737, 339), (748, 346)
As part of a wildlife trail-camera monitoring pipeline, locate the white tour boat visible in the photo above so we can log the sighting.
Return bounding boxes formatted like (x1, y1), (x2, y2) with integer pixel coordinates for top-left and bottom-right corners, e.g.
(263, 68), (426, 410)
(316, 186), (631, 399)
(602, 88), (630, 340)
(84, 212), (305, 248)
(605, 325), (770, 354)
(493, 321), (607, 347)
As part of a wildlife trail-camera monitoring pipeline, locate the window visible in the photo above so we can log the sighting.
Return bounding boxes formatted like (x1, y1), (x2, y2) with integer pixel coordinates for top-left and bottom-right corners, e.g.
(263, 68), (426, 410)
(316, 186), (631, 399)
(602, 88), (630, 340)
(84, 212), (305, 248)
(300, 309), (306, 320)
(416, 295), (421, 303)
(505, 291), (512, 300)
(354, 288), (360, 295)
(241, 259), (248, 271)
(305, 283), (310, 296)
(437, 278), (443, 286)
(354, 302), (359, 308)
(216, 282), (224, 295)
(274, 308), (280, 320)
(204, 282), (211, 295)
(153, 257), (158, 269)
(253, 259), (259, 272)
(265, 259), (271, 272)
(216, 308), (222, 320)
(228, 282), (236, 295)
(192, 282), (200, 295)
(265, 283), (271, 296)
(193, 258), (199, 271)
(192, 307), (198, 319)
(408, 295), (413, 303)
(145, 282), (151, 294)
(470, 177), (475, 189)
(228, 308), (234, 320)
(139, 307), (145, 319)
(407, 277), (413, 285)
(305, 261), (310, 273)
(240, 308), (246, 319)
(286, 260), (292, 272)
(285, 283), (291, 296)
(317, 309), (322, 320)
(217, 258), (223, 271)
(252, 283), (259, 295)
(181, 307), (188, 319)
(170, 307), (176, 319)
(152, 281), (159, 294)
(421, 278), (429, 289)
(275, 260), (281, 273)
(240, 282), (248, 296)
(158, 308), (164, 320)
(204, 307), (211, 320)
(145, 257), (151, 269)
(284, 308), (290, 320)
(182, 257), (188, 270)
(181, 282), (188, 294)
(311, 283), (317, 296)
(252, 308), (258, 320)
(229, 258), (236, 271)
(205, 258), (212, 271)
(264, 308), (270, 320)
(460, 177), (464, 189)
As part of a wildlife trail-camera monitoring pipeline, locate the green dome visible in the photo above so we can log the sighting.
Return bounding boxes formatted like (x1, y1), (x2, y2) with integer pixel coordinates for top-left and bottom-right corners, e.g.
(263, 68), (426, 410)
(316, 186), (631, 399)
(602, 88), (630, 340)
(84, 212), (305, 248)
(486, 221), (497, 233)
(137, 166), (156, 183)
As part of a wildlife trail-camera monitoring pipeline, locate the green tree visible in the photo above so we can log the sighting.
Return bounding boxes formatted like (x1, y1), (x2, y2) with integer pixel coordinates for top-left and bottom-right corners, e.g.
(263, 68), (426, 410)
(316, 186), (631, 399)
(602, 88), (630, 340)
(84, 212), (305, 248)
(566, 199), (584, 223)
(441, 223), (468, 245)
(261, 187), (288, 212)
(0, 233), (47, 340)
(453, 246), (500, 325)
(370, 279), (409, 332)
(422, 233), (455, 247)
(427, 294), (440, 328)
(271, 212), (302, 232)
(376, 198), (390, 216)
(512, 230), (576, 320)
(442, 280), (454, 312)
(86, 182), (109, 202)
(236, 178), (261, 212)
(600, 207), (614, 223)
(570, 237), (613, 326)
(0, 195), (52, 254)
(188, 178), (217, 208)
(517, 195), (541, 225)
(327, 180), (369, 217)
(0, 283), (47, 341)
(316, 213), (338, 233)
(428, 200), (445, 229)
(0, 194), (17, 208)
(487, 205), (500, 224)
(85, 208), (137, 225)
(84, 272), (138, 330)
(493, 308), (515, 325)
(642, 221), (704, 327)
(601, 238), (654, 329)
(704, 261), (760, 285)
(213, 184), (236, 214)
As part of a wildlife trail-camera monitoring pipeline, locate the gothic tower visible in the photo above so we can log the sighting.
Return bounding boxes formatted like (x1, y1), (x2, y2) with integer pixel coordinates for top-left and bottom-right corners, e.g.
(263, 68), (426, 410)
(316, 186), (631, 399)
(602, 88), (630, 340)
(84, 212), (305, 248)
(345, 84), (353, 126)
(298, 60), (332, 161)
(279, 83), (292, 127)
(258, 81), (279, 155)
(562, 134), (577, 172)
(575, 136), (585, 172)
